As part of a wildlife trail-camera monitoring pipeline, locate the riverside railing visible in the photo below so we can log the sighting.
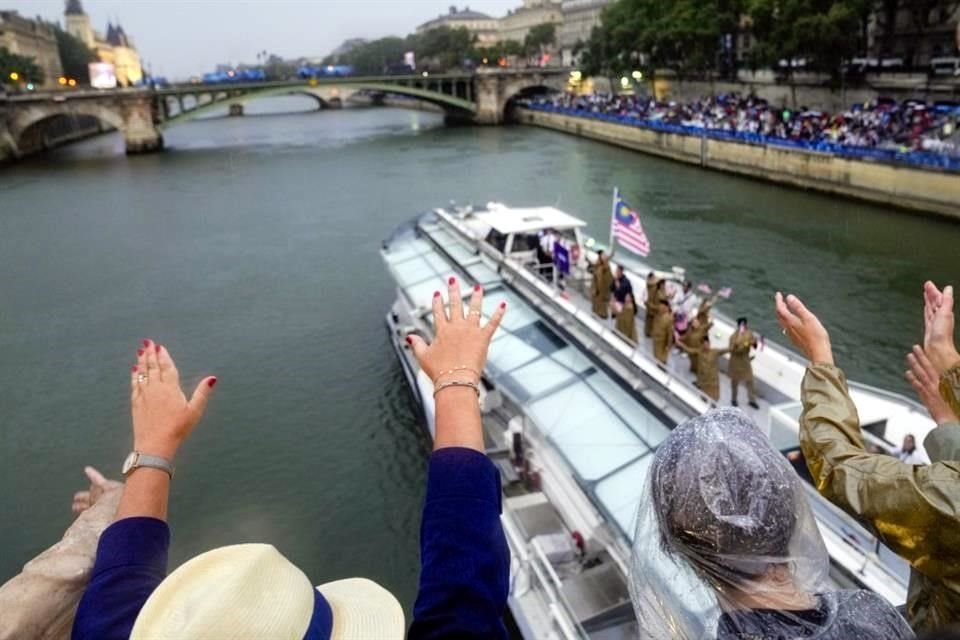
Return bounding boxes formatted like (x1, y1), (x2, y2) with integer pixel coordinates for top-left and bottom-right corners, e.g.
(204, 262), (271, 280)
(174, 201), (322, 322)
(524, 103), (960, 173)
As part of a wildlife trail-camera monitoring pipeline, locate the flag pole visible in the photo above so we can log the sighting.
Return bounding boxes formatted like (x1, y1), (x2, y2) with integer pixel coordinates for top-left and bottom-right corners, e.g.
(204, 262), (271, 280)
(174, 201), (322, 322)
(608, 186), (618, 256)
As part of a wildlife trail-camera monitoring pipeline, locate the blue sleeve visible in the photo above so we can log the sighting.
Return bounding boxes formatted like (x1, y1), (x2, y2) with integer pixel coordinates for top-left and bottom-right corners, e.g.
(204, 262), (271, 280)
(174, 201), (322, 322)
(72, 517), (170, 640)
(409, 447), (510, 639)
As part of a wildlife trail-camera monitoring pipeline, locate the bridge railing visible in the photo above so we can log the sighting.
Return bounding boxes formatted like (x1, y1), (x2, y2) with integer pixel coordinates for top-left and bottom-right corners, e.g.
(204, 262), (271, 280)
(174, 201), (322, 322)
(524, 103), (960, 173)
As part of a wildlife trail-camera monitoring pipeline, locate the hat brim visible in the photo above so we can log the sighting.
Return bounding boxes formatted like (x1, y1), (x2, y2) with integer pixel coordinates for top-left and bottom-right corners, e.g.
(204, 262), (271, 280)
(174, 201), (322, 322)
(316, 578), (405, 639)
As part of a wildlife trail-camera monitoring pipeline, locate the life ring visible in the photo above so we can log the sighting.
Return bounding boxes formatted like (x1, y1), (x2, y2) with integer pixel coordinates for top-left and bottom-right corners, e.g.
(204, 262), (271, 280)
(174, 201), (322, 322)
(570, 244), (581, 263)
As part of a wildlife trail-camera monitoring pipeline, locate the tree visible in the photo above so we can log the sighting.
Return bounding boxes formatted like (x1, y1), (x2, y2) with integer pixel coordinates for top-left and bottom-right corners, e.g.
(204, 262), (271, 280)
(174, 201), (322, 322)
(410, 26), (474, 70)
(52, 25), (97, 83)
(0, 46), (44, 85)
(524, 23), (557, 56)
(747, 0), (862, 77)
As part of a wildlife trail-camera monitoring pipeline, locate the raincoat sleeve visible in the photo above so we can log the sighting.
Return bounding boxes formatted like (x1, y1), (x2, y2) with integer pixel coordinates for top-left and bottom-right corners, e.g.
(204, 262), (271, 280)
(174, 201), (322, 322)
(940, 361), (960, 418)
(800, 364), (960, 578)
(925, 423), (960, 463)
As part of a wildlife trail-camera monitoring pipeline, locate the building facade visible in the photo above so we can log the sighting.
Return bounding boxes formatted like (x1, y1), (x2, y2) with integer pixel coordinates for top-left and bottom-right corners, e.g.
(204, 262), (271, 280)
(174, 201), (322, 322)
(0, 11), (64, 88)
(499, 0), (563, 45)
(417, 6), (499, 45)
(558, 0), (611, 67)
(868, 4), (960, 68)
(65, 0), (142, 86)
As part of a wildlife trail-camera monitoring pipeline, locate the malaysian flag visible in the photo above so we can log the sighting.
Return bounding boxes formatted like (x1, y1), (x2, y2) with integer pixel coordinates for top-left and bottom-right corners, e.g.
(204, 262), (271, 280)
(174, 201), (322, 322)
(610, 189), (651, 256)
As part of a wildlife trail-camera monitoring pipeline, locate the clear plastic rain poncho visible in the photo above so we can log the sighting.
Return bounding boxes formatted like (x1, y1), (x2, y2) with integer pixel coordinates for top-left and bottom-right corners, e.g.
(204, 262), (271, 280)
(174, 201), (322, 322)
(629, 409), (915, 640)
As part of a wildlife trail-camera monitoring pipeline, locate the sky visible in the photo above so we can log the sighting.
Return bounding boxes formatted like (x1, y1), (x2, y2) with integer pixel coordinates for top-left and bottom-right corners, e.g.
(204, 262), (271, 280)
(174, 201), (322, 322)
(7, 0), (519, 79)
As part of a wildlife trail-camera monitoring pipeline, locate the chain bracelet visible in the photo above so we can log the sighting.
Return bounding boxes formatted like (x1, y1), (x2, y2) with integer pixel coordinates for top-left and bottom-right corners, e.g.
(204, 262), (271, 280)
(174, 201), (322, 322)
(433, 379), (480, 398)
(434, 365), (481, 384)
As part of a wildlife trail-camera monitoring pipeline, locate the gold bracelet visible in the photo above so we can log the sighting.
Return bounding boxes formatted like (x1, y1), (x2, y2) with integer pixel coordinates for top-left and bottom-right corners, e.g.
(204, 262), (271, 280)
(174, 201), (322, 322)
(433, 379), (480, 398)
(434, 365), (482, 383)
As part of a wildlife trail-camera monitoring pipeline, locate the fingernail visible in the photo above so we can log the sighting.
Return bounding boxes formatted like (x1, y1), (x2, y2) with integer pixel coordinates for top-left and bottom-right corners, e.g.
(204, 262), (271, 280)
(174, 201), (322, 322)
(142, 339), (150, 347)
(405, 336), (413, 345)
(155, 344), (161, 354)
(434, 291), (440, 298)
(500, 301), (507, 309)
(131, 365), (138, 372)
(207, 377), (217, 388)
(474, 284), (482, 292)
(448, 276), (456, 285)
(137, 348), (144, 356)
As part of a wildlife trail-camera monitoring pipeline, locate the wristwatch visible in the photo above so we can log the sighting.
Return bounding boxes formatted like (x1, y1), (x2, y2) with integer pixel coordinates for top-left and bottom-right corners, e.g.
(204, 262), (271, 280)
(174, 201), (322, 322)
(122, 451), (174, 478)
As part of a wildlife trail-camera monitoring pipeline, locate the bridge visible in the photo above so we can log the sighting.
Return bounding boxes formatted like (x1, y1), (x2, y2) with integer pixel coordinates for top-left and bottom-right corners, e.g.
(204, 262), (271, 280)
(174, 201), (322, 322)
(0, 69), (567, 159)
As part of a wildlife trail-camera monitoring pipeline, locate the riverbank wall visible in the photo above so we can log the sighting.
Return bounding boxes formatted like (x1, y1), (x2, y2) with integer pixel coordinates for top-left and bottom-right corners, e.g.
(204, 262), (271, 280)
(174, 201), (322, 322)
(518, 108), (960, 220)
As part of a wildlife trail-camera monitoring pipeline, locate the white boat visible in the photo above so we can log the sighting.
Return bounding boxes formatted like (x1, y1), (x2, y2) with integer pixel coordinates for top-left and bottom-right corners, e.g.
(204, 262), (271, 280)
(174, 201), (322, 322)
(382, 202), (932, 639)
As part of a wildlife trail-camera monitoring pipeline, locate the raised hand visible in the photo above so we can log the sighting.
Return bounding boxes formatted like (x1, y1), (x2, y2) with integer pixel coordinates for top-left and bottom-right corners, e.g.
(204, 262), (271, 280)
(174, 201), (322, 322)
(71, 466), (122, 516)
(774, 292), (834, 365)
(906, 345), (959, 425)
(923, 281), (959, 376)
(131, 339), (217, 460)
(407, 277), (505, 384)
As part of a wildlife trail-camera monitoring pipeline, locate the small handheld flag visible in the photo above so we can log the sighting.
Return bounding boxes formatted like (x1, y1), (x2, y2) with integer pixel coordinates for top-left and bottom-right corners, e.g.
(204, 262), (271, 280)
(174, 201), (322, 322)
(610, 188), (651, 257)
(718, 287), (733, 299)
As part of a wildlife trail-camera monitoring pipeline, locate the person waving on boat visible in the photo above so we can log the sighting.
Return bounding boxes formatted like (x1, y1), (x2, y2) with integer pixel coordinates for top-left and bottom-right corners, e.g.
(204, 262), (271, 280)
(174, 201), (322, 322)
(775, 287), (960, 634)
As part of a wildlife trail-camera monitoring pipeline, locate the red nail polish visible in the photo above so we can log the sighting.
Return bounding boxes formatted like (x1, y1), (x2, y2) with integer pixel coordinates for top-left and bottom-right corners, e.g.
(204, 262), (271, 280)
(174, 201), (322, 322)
(500, 302), (507, 309)
(474, 284), (481, 292)
(434, 291), (440, 298)
(207, 377), (217, 388)
(131, 365), (138, 372)
(155, 344), (161, 354)
(142, 339), (150, 347)
(405, 336), (413, 345)
(137, 348), (144, 356)
(448, 276), (456, 285)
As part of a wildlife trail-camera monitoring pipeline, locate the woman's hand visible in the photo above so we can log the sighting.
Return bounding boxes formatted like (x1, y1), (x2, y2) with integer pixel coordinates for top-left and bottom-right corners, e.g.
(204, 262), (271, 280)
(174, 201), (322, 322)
(923, 281), (959, 376)
(907, 345), (959, 425)
(774, 292), (834, 366)
(408, 277), (505, 383)
(71, 466), (122, 516)
(131, 340), (216, 460)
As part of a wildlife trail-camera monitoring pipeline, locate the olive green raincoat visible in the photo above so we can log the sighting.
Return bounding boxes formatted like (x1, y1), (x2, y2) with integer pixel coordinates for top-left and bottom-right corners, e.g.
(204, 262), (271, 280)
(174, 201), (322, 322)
(800, 364), (960, 633)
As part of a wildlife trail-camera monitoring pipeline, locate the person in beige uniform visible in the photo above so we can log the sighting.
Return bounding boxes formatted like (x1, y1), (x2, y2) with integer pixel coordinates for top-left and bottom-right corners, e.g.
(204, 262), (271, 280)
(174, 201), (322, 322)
(677, 335), (730, 401)
(643, 272), (658, 337)
(591, 251), (614, 319)
(729, 317), (759, 409)
(616, 292), (638, 343)
(651, 299), (674, 365)
(775, 288), (960, 634)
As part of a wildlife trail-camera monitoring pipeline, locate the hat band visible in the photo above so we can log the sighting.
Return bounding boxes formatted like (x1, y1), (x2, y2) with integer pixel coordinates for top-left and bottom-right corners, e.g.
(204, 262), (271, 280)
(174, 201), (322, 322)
(303, 589), (333, 640)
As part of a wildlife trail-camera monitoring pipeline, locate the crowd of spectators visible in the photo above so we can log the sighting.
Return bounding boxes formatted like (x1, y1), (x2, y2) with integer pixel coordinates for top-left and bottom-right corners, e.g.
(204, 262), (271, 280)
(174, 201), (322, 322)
(529, 92), (960, 157)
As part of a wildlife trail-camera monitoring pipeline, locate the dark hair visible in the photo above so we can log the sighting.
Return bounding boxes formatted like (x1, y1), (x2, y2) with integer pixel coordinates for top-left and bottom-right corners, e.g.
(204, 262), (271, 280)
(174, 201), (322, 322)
(737, 317), (748, 327)
(651, 410), (797, 581)
(656, 279), (666, 290)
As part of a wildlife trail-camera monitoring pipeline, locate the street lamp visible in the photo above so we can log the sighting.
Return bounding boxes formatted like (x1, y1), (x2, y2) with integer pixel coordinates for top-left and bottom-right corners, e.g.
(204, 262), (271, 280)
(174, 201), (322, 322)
(9, 71), (19, 81)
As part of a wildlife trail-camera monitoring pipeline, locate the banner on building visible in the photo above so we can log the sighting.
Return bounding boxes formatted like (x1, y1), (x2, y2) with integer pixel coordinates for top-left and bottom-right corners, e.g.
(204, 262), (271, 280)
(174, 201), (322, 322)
(89, 63), (117, 89)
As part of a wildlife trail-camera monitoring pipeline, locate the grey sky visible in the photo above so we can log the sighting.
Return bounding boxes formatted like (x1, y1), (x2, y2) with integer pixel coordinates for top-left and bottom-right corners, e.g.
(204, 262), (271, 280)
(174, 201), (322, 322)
(7, 0), (519, 79)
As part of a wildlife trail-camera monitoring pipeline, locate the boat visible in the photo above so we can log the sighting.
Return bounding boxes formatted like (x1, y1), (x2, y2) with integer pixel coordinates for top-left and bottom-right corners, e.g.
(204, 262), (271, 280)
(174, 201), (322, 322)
(381, 202), (933, 639)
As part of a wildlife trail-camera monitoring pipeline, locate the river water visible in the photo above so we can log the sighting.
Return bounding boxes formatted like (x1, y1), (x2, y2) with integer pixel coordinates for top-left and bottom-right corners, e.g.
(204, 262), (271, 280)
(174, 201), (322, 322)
(1, 97), (958, 610)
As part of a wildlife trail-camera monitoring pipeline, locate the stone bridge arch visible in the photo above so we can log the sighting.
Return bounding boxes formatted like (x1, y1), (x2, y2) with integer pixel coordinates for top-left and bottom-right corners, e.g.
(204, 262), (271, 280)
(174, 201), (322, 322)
(473, 69), (568, 124)
(7, 95), (161, 155)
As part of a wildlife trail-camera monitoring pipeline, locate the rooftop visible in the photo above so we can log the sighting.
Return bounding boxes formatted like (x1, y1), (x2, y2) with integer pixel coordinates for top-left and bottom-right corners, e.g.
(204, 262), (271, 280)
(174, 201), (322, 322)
(476, 205), (587, 234)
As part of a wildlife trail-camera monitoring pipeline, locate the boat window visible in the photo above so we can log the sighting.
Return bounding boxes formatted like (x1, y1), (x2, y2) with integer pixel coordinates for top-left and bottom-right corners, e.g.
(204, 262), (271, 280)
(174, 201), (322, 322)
(486, 228), (508, 253)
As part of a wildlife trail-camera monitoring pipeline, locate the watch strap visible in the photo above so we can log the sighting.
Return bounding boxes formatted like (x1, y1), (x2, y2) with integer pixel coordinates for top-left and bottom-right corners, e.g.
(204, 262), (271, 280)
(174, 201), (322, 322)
(125, 452), (175, 478)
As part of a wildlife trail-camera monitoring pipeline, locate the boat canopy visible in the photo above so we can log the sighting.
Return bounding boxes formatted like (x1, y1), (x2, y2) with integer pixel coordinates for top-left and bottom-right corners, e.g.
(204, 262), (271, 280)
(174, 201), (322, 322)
(477, 204), (588, 235)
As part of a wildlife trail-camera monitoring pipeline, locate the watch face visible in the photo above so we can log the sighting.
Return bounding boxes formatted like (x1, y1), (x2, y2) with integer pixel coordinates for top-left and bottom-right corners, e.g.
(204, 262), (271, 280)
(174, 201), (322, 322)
(122, 452), (138, 475)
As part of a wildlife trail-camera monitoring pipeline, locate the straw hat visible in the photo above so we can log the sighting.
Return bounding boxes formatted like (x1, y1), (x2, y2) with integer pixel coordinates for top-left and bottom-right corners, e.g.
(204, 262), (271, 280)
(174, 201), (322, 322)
(130, 544), (404, 639)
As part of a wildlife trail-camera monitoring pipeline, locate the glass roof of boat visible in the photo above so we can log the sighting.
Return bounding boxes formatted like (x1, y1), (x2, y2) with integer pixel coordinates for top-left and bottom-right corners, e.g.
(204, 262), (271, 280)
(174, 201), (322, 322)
(383, 224), (673, 541)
